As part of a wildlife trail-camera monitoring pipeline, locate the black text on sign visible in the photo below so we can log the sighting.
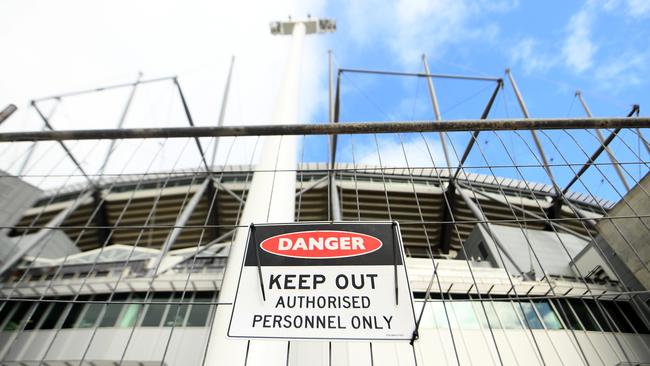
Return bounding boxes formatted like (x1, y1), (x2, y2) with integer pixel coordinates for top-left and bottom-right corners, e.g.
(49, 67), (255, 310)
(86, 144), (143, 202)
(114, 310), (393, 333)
(228, 223), (416, 340)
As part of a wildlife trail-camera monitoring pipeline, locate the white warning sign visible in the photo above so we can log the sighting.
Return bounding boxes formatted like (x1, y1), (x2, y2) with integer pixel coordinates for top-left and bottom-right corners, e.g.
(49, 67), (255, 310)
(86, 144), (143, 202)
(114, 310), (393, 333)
(228, 222), (416, 340)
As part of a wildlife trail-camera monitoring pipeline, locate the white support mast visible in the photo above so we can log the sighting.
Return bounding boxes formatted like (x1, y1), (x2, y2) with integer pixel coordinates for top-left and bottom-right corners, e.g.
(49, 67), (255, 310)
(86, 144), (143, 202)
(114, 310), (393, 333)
(204, 17), (335, 366)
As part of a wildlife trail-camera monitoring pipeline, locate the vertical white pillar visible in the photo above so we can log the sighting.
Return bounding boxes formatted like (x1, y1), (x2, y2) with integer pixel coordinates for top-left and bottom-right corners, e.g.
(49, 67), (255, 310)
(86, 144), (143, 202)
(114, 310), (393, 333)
(204, 22), (305, 366)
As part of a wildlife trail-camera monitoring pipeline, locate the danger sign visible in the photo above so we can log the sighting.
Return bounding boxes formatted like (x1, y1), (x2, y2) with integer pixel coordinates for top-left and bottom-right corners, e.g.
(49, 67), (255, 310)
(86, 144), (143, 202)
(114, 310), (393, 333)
(228, 222), (416, 340)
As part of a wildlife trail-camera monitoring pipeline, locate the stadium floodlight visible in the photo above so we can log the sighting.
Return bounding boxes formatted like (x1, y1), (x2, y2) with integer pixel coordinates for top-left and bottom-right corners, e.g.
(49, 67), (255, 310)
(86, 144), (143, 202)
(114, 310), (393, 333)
(270, 17), (336, 35)
(204, 16), (336, 366)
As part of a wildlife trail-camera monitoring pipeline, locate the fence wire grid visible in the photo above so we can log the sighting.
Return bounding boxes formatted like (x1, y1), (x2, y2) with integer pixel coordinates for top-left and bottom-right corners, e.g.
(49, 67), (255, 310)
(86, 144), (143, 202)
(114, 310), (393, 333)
(0, 65), (649, 366)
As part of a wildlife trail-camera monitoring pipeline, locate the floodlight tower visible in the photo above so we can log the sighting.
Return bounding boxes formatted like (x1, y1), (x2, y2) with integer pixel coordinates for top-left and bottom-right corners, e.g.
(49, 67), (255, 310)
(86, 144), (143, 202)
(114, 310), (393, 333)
(204, 17), (335, 366)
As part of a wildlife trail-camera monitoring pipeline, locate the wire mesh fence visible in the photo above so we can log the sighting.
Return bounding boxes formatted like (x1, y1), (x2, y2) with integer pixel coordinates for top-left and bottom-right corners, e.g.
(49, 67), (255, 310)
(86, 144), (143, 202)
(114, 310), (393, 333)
(0, 68), (649, 366)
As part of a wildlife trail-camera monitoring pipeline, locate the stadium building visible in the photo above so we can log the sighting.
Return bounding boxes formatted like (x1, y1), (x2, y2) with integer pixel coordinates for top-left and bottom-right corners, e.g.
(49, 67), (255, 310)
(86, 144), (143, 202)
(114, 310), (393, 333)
(1, 17), (650, 366)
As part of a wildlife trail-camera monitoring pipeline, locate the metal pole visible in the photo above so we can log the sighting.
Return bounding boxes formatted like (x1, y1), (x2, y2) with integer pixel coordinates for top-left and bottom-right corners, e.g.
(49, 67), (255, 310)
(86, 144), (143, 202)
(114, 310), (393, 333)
(329, 50), (342, 220)
(295, 175), (329, 197)
(18, 100), (60, 176)
(506, 69), (561, 194)
(148, 178), (211, 276)
(0, 104), (17, 125)
(451, 80), (502, 181)
(329, 151), (342, 220)
(631, 106), (649, 155)
(561, 104), (640, 195)
(174, 77), (211, 172)
(99, 72), (143, 176)
(422, 54), (452, 168)
(205, 21), (306, 366)
(340, 68), (501, 82)
(422, 54), (457, 255)
(329, 50), (334, 124)
(637, 128), (650, 155)
(458, 181), (591, 240)
(30, 101), (96, 188)
(32, 76), (174, 102)
(575, 91), (631, 191)
(0, 117), (648, 142)
(330, 69), (342, 167)
(211, 55), (236, 167)
(440, 80), (501, 253)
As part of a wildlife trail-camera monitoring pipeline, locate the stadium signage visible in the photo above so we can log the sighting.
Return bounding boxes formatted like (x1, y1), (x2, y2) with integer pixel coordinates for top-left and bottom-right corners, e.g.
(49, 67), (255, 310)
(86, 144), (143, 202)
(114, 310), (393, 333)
(228, 222), (416, 340)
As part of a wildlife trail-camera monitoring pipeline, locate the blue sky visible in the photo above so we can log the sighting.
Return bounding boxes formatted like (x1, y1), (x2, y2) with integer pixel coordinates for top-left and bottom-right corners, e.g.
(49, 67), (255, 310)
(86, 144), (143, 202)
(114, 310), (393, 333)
(303, 0), (650, 202)
(0, 0), (648, 203)
(322, 0), (650, 117)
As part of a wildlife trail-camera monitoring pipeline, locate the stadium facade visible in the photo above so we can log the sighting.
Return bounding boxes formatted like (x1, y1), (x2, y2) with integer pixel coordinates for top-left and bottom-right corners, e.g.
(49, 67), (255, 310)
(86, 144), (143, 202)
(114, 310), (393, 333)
(0, 164), (649, 365)
(1, 17), (650, 366)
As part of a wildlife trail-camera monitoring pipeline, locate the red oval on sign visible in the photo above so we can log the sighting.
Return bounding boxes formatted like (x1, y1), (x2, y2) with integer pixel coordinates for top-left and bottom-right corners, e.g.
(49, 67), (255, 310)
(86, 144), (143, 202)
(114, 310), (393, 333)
(259, 230), (383, 259)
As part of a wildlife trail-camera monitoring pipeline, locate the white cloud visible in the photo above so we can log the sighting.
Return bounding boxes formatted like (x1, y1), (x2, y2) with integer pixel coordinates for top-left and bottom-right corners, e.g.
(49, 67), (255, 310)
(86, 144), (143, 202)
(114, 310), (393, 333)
(354, 134), (453, 168)
(625, 0), (650, 17)
(594, 53), (648, 90)
(508, 1), (649, 90)
(562, 6), (597, 73)
(603, 0), (650, 18)
(342, 0), (515, 67)
(509, 37), (557, 74)
(390, 0), (469, 66)
(0, 0), (330, 187)
(0, 0), (328, 128)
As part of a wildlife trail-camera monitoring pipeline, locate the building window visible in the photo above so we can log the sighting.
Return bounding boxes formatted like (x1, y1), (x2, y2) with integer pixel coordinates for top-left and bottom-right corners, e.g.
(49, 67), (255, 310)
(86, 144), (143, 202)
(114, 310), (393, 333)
(602, 301), (633, 333)
(412, 302), (436, 328)
(533, 301), (562, 330)
(567, 299), (600, 331)
(4, 302), (32, 331)
(78, 295), (109, 328)
(2, 292), (647, 335)
(0, 301), (17, 330)
(585, 300), (613, 332)
(1, 291), (214, 332)
(518, 301), (544, 329)
(186, 292), (214, 327)
(99, 293), (128, 327)
(62, 295), (89, 329)
(40, 300), (68, 329)
(412, 296), (648, 334)
(118, 293), (144, 328)
(553, 299), (582, 331)
(24, 302), (50, 330)
(616, 301), (649, 333)
(94, 270), (110, 277)
(474, 301), (500, 330)
(492, 301), (523, 329)
(450, 301), (481, 329)
(428, 301), (450, 329)
(164, 293), (190, 327)
(142, 292), (171, 327)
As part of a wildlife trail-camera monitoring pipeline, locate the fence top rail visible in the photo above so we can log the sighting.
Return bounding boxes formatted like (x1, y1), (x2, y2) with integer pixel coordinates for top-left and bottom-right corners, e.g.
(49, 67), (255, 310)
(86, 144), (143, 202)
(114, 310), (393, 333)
(338, 68), (501, 82)
(0, 117), (647, 142)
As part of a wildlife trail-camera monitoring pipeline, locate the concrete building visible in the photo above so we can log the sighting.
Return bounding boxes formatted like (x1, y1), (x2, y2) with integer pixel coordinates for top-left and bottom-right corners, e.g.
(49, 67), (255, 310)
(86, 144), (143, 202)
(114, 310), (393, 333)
(0, 165), (648, 365)
(1, 17), (649, 366)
